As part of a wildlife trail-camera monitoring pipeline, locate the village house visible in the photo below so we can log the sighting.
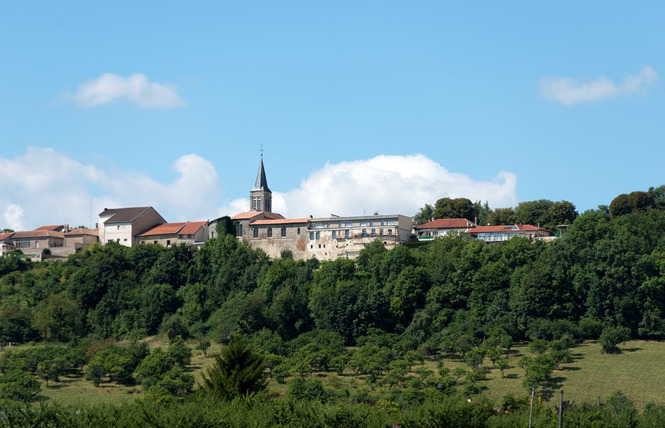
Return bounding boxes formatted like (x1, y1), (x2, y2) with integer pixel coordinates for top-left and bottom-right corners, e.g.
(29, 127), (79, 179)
(415, 218), (477, 241)
(98, 207), (166, 247)
(0, 232), (14, 256)
(137, 221), (209, 247)
(465, 224), (553, 243)
(64, 228), (100, 250)
(9, 229), (65, 260)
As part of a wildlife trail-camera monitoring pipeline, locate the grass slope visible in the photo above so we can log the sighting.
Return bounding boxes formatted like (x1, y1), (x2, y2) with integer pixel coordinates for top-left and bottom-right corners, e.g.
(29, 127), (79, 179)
(27, 339), (665, 410)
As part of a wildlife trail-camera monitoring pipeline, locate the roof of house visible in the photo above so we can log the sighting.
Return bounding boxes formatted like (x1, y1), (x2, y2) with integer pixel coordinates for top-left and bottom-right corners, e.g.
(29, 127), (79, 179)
(64, 228), (99, 237)
(416, 218), (476, 230)
(179, 221), (207, 235)
(11, 230), (65, 239)
(0, 232), (13, 241)
(99, 207), (163, 224)
(138, 222), (186, 237)
(231, 211), (284, 221)
(34, 225), (64, 231)
(137, 221), (208, 237)
(251, 218), (309, 226)
(465, 224), (552, 235)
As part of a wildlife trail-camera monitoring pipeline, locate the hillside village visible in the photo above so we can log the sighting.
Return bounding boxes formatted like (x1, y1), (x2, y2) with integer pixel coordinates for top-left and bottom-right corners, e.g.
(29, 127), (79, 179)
(0, 156), (554, 261)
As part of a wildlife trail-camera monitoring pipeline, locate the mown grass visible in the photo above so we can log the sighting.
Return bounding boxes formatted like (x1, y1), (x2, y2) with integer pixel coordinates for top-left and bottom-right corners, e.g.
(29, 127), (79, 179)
(26, 339), (665, 410)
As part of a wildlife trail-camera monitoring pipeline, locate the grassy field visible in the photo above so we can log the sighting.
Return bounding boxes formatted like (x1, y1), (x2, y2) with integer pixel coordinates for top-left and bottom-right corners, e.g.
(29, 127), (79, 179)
(25, 339), (665, 409)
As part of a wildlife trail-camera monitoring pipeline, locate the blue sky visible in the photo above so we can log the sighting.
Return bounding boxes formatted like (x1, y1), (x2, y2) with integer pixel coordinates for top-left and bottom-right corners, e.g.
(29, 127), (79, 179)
(1, 2), (663, 229)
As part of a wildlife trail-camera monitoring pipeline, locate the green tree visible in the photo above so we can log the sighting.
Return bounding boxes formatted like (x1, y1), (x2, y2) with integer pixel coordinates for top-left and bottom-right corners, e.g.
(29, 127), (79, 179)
(433, 197), (477, 221)
(32, 293), (84, 341)
(200, 336), (267, 400)
(487, 207), (516, 225)
(414, 204), (434, 225)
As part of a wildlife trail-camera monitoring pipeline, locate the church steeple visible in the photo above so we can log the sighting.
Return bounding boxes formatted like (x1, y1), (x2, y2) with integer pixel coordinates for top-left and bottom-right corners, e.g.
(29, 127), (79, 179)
(250, 154), (272, 212)
(253, 155), (271, 192)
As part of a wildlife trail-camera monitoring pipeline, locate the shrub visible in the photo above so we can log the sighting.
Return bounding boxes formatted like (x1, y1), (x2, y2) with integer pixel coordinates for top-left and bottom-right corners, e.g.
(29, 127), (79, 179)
(600, 326), (631, 354)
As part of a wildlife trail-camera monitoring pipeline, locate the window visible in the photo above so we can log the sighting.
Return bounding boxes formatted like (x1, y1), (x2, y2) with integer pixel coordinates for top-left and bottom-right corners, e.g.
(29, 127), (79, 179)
(370, 220), (374, 226)
(166, 240), (171, 246)
(381, 220), (385, 226)
(141, 241), (145, 244)
(345, 230), (350, 238)
(281, 226), (286, 237)
(252, 197), (261, 211)
(310, 232), (314, 240)
(237, 224), (243, 236)
(316, 231), (320, 240)
(35, 241), (39, 248)
(371, 229), (376, 236)
(267, 227), (272, 238)
(117, 225), (120, 229)
(386, 220), (395, 225)
(253, 228), (258, 238)
(345, 222), (352, 227)
(360, 221), (368, 227)
(362, 229), (367, 237)
(297, 227), (301, 234)
(332, 231), (337, 239)
(388, 229), (393, 236)
(379, 229), (384, 236)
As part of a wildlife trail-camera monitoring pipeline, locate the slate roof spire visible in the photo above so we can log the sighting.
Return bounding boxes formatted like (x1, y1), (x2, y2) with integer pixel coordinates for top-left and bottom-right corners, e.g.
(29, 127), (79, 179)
(253, 154), (271, 192)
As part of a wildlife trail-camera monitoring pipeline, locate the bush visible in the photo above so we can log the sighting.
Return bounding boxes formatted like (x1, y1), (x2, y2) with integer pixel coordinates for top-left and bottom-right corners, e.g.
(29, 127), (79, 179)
(600, 326), (631, 354)
(0, 370), (41, 402)
(288, 377), (326, 401)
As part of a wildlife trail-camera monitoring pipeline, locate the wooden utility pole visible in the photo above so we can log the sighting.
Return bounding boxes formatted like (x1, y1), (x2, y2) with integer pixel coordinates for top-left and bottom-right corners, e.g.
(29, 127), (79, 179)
(528, 388), (535, 428)
(559, 389), (564, 428)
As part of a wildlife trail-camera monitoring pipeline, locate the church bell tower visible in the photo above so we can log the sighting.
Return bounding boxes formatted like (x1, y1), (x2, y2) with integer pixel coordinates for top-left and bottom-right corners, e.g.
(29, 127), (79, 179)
(250, 154), (272, 212)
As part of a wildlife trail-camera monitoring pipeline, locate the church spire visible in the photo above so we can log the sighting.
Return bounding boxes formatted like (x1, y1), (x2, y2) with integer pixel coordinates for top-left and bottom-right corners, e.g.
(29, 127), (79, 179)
(252, 154), (270, 192)
(249, 153), (272, 212)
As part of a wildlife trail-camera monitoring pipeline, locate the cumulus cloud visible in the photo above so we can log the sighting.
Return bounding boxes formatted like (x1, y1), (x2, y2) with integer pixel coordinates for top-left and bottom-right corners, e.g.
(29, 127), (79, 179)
(0, 150), (517, 231)
(539, 66), (658, 105)
(222, 154), (518, 219)
(0, 148), (220, 230)
(69, 73), (183, 108)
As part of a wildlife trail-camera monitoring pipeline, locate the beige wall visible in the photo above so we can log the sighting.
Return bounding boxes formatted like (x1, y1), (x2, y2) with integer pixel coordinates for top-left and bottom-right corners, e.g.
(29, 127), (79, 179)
(239, 214), (413, 261)
(102, 223), (134, 246)
(248, 223), (308, 259)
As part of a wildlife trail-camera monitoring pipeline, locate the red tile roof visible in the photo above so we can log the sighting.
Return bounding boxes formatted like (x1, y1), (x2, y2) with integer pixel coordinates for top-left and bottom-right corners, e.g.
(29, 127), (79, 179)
(138, 222), (186, 237)
(465, 224), (551, 234)
(179, 221), (207, 235)
(416, 218), (476, 230)
(251, 218), (309, 226)
(35, 225), (63, 231)
(0, 232), (13, 241)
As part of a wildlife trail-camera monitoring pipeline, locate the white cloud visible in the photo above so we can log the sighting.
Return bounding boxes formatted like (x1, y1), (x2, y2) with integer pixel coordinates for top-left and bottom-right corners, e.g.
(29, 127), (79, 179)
(4, 204), (24, 231)
(223, 154), (518, 218)
(0, 148), (220, 230)
(539, 66), (658, 105)
(0, 150), (517, 231)
(69, 73), (183, 108)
